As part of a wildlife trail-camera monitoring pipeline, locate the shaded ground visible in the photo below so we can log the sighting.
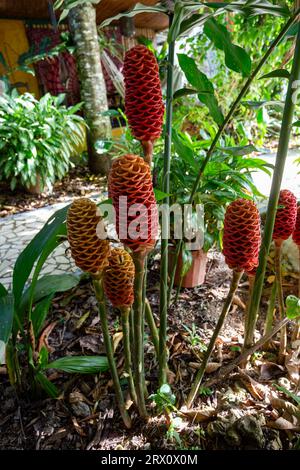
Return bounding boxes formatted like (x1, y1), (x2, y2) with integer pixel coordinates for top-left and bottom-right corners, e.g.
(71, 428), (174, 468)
(1, 250), (299, 450)
(0, 166), (106, 218)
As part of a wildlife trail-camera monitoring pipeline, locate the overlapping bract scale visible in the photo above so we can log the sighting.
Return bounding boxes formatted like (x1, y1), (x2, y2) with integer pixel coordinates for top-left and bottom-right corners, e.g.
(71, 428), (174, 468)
(123, 45), (164, 142)
(292, 205), (300, 246)
(104, 248), (135, 308)
(108, 154), (158, 253)
(222, 198), (261, 274)
(273, 189), (297, 242)
(67, 198), (110, 274)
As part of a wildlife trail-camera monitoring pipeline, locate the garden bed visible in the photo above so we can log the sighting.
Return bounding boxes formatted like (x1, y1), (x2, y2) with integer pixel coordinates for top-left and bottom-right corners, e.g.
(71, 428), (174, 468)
(0, 166), (106, 218)
(1, 250), (299, 450)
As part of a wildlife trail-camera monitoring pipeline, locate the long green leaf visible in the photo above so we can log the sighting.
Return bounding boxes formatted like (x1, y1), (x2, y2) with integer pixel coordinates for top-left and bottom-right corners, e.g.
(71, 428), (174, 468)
(35, 371), (59, 398)
(32, 293), (55, 337)
(204, 18), (251, 76)
(178, 53), (224, 125)
(0, 283), (7, 298)
(0, 294), (14, 344)
(259, 69), (290, 80)
(46, 355), (109, 374)
(20, 274), (80, 312)
(13, 204), (69, 306)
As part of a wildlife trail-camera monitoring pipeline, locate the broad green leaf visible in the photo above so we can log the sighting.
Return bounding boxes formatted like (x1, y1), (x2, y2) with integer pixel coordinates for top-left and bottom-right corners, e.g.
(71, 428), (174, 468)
(173, 87), (198, 101)
(32, 293), (55, 337)
(204, 18), (251, 76)
(0, 294), (14, 344)
(0, 283), (7, 298)
(286, 295), (300, 319)
(13, 204), (69, 306)
(292, 120), (300, 127)
(35, 371), (59, 398)
(172, 131), (198, 170)
(154, 188), (171, 202)
(259, 69), (290, 80)
(242, 100), (284, 109)
(46, 355), (109, 374)
(20, 274), (80, 312)
(219, 144), (257, 156)
(178, 54), (224, 125)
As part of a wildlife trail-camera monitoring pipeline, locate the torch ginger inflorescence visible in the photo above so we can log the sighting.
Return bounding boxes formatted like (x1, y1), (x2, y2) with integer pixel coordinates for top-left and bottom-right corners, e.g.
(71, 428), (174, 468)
(108, 154), (158, 253)
(223, 198), (261, 274)
(67, 198), (110, 275)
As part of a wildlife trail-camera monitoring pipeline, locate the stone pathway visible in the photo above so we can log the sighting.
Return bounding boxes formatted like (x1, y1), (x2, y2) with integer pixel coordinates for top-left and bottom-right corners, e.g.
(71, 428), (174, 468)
(0, 151), (299, 290)
(0, 201), (78, 290)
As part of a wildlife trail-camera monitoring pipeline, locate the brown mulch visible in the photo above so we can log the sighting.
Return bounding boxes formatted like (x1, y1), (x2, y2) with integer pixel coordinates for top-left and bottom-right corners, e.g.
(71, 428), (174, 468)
(0, 166), (107, 218)
(0, 250), (299, 450)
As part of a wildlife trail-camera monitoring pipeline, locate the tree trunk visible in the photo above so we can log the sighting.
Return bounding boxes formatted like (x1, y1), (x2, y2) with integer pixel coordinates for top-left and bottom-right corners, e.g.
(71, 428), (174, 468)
(68, 3), (111, 175)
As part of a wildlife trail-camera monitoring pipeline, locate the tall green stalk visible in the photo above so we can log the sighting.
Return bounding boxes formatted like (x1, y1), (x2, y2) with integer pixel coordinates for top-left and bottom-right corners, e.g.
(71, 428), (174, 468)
(159, 13), (175, 386)
(120, 306), (137, 403)
(132, 253), (148, 417)
(167, 9), (300, 304)
(245, 23), (300, 348)
(93, 278), (132, 429)
(274, 241), (287, 364)
(264, 280), (277, 348)
(186, 270), (243, 408)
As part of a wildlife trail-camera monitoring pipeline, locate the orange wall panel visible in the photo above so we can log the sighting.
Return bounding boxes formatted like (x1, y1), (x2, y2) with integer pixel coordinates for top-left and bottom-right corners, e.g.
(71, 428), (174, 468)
(0, 19), (40, 97)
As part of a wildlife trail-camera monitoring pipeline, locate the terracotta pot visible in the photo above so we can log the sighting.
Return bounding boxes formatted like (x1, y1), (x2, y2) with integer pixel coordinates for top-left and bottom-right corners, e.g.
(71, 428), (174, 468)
(25, 174), (47, 195)
(169, 249), (208, 288)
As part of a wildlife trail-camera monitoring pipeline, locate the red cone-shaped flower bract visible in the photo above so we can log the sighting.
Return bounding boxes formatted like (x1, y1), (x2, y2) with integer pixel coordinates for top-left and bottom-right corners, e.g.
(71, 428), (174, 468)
(108, 154), (158, 253)
(292, 205), (300, 246)
(123, 45), (164, 143)
(223, 198), (261, 274)
(273, 189), (297, 242)
(104, 248), (135, 308)
(67, 198), (110, 275)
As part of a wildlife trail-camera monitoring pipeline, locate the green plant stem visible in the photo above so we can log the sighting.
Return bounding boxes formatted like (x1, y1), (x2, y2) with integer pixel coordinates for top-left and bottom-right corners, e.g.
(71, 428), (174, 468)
(292, 246), (300, 341)
(167, 10), (300, 305)
(132, 253), (148, 417)
(142, 256), (148, 398)
(274, 241), (287, 364)
(93, 278), (132, 429)
(167, 241), (181, 305)
(120, 306), (137, 404)
(186, 270), (243, 408)
(159, 13), (175, 387)
(245, 23), (300, 349)
(244, 274), (255, 341)
(145, 298), (160, 358)
(264, 280), (277, 348)
(188, 8), (300, 204)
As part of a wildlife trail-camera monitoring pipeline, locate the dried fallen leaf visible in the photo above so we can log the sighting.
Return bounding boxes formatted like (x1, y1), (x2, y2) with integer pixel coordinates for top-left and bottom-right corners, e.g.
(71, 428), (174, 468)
(112, 331), (123, 353)
(267, 417), (300, 431)
(259, 362), (285, 381)
(79, 335), (101, 354)
(179, 407), (216, 423)
(37, 321), (57, 353)
(285, 348), (300, 385)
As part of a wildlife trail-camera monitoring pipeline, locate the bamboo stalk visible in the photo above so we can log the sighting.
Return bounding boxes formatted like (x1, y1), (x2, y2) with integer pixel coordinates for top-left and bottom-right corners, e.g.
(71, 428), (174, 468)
(159, 12), (175, 386)
(274, 240), (287, 364)
(245, 23), (300, 348)
(93, 278), (131, 429)
(186, 270), (243, 408)
(120, 306), (137, 403)
(132, 253), (148, 417)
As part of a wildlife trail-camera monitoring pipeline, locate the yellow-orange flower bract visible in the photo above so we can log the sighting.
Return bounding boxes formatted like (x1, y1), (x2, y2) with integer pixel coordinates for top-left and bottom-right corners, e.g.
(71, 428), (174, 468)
(123, 45), (164, 142)
(67, 198), (110, 275)
(222, 198), (261, 274)
(108, 154), (158, 253)
(104, 248), (135, 308)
